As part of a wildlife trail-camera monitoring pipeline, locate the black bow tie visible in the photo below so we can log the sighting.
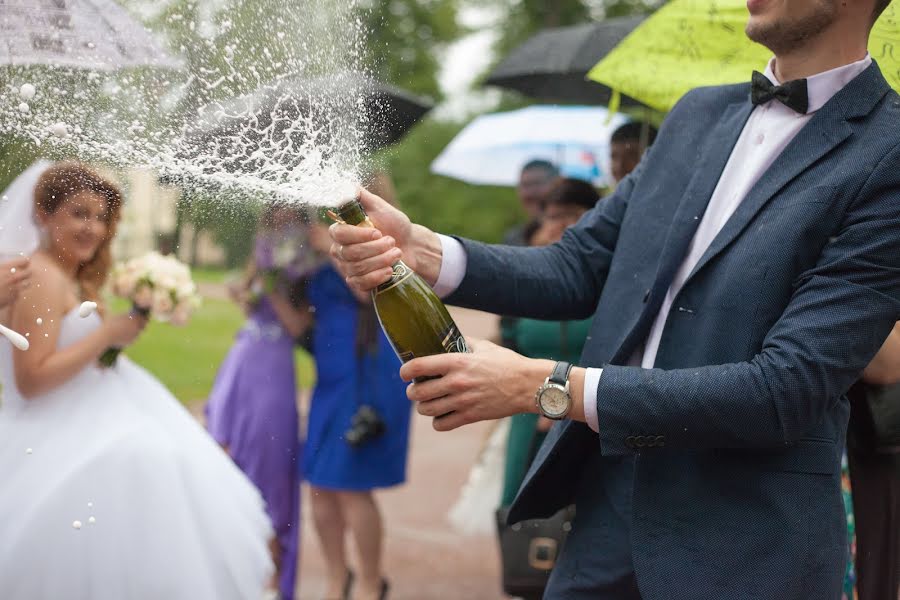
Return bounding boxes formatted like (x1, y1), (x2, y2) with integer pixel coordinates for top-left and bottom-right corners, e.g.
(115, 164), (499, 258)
(750, 71), (809, 114)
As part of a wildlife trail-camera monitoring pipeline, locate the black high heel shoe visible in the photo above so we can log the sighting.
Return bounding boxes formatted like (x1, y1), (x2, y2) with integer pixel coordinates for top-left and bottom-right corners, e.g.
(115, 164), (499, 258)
(341, 570), (355, 600)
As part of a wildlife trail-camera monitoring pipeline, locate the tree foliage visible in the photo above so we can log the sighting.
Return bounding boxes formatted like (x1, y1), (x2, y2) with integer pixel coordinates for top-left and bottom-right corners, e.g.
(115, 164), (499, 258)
(358, 0), (461, 99)
(375, 119), (523, 243)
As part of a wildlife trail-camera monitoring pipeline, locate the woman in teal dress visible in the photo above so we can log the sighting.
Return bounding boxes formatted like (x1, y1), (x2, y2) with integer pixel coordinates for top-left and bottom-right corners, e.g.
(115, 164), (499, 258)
(500, 178), (600, 507)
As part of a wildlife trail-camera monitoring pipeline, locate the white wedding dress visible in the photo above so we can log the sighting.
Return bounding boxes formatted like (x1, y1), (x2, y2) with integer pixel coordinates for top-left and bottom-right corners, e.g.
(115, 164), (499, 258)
(0, 307), (275, 600)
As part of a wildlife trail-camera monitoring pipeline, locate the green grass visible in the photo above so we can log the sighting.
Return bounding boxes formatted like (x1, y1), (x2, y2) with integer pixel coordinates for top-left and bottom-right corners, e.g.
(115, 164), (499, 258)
(112, 295), (316, 405)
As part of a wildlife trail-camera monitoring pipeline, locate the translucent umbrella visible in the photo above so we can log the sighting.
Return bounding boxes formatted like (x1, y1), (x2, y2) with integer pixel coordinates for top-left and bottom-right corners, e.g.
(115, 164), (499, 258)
(587, 0), (900, 112)
(195, 72), (433, 154)
(0, 0), (183, 72)
(430, 105), (628, 187)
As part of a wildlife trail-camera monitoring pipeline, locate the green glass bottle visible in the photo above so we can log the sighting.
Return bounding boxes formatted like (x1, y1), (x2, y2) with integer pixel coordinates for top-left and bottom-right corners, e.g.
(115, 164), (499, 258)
(335, 198), (469, 363)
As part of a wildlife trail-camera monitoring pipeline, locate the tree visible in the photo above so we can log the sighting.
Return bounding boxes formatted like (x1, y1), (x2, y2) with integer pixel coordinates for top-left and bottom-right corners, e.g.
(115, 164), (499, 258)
(358, 0), (461, 99)
(486, 0), (662, 60)
(489, 0), (592, 58)
(375, 119), (523, 243)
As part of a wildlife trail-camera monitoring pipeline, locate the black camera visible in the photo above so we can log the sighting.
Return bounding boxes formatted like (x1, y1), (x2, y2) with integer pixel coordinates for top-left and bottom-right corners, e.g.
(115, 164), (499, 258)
(344, 405), (386, 448)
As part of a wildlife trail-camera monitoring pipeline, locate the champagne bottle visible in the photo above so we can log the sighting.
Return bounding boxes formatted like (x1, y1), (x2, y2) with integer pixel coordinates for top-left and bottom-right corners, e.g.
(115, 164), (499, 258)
(335, 198), (469, 363)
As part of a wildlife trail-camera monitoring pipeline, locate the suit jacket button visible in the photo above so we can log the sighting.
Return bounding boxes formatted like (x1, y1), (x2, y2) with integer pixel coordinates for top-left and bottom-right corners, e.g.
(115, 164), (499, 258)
(635, 435), (646, 448)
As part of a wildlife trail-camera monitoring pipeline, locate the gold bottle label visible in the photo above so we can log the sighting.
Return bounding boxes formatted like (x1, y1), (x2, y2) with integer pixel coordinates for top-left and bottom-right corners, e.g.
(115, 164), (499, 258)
(375, 262), (415, 295)
(441, 325), (469, 353)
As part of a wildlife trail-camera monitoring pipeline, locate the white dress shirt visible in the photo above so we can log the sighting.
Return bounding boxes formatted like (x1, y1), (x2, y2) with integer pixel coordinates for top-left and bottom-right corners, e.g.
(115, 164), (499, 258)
(434, 54), (872, 433)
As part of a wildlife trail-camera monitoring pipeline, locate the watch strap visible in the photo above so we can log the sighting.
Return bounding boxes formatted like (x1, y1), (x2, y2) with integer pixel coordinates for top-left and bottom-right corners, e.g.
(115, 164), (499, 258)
(549, 361), (572, 386)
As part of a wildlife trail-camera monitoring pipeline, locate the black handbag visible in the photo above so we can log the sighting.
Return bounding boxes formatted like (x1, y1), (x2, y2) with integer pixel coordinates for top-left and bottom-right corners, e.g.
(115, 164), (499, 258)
(495, 426), (575, 599)
(849, 381), (900, 454)
(495, 504), (575, 599)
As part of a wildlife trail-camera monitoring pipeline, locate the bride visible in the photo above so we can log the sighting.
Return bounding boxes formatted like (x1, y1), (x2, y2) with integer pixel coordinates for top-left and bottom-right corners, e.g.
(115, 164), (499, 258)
(0, 161), (275, 599)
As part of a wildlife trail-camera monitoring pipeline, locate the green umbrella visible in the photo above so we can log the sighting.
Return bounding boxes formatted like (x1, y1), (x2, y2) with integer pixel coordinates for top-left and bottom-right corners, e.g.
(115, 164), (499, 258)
(588, 0), (900, 113)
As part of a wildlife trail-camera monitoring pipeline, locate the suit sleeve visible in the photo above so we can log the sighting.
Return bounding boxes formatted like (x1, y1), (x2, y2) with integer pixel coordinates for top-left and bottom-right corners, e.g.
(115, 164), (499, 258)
(593, 142), (900, 454)
(444, 161), (641, 321)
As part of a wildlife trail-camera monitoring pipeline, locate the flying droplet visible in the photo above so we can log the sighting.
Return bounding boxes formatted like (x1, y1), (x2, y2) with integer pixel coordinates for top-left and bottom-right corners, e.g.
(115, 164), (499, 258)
(50, 122), (69, 139)
(36, 318), (43, 325)
(18, 83), (36, 100)
(78, 301), (98, 318)
(18, 103), (30, 114)
(0, 323), (29, 350)
(25, 448), (33, 455)
(88, 516), (96, 524)
(72, 520), (82, 530)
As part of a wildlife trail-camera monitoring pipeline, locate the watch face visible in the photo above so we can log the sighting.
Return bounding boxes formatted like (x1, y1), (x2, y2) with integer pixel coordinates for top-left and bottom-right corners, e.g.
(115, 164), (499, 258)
(539, 385), (570, 418)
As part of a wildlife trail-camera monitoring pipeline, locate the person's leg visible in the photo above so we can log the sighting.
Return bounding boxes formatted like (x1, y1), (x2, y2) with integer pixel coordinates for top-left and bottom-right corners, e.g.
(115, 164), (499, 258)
(338, 490), (385, 600)
(311, 487), (351, 599)
(848, 447), (900, 600)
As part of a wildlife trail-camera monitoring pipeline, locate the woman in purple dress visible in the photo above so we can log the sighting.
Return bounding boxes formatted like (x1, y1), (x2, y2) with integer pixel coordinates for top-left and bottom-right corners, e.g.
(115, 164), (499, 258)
(206, 204), (322, 600)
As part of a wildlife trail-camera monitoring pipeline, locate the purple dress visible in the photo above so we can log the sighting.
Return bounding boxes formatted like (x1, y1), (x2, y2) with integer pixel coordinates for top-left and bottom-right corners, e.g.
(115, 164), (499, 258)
(206, 296), (300, 600)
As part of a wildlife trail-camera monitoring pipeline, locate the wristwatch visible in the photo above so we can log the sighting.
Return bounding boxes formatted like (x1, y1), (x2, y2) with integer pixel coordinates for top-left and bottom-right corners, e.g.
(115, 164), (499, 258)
(535, 361), (573, 420)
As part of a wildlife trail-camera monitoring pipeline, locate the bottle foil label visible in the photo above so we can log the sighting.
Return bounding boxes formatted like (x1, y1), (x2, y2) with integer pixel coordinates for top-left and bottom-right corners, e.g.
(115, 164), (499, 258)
(375, 262), (414, 295)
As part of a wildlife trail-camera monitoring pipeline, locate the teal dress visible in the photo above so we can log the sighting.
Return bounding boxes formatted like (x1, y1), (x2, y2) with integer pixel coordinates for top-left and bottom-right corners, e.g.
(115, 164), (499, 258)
(500, 317), (593, 507)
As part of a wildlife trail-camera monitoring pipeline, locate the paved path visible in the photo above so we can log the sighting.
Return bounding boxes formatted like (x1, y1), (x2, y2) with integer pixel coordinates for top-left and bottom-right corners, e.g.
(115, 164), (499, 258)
(297, 306), (505, 599)
(195, 283), (508, 598)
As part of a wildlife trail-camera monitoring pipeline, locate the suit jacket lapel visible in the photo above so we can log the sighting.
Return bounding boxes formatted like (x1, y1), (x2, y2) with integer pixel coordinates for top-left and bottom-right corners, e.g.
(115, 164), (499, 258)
(609, 100), (753, 365)
(685, 62), (891, 284)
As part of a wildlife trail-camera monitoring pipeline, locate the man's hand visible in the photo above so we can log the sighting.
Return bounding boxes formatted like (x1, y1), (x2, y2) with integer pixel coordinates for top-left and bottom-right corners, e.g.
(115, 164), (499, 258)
(0, 257), (31, 308)
(402, 338), (557, 431)
(329, 188), (444, 293)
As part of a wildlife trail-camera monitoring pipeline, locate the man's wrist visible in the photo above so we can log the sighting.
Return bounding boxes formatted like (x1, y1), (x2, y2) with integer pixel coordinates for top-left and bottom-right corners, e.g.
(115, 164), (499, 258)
(526, 360), (587, 423)
(411, 224), (443, 286)
(523, 358), (556, 415)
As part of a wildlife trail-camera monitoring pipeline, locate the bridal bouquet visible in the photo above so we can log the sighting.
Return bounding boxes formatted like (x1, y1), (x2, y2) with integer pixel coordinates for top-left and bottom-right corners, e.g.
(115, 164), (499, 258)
(99, 252), (201, 366)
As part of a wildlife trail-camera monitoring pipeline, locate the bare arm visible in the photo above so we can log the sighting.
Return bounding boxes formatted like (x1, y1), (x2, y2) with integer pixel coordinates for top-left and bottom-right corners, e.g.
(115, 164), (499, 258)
(0, 256), (32, 309)
(861, 322), (900, 385)
(268, 292), (313, 340)
(11, 259), (145, 398)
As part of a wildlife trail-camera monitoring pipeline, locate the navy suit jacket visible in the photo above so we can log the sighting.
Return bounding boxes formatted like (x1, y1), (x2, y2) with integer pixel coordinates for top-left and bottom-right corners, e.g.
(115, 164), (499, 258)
(447, 63), (900, 598)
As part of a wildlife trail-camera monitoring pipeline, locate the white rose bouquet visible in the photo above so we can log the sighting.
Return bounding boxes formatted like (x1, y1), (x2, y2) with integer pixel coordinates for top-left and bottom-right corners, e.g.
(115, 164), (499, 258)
(100, 252), (201, 366)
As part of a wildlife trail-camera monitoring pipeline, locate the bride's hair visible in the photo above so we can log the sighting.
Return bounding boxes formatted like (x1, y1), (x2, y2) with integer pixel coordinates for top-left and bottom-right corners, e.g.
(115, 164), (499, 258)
(33, 162), (123, 304)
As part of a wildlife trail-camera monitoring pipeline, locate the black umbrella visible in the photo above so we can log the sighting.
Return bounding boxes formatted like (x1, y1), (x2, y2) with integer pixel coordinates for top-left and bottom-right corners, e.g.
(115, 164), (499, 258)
(485, 17), (645, 105)
(196, 72), (433, 153)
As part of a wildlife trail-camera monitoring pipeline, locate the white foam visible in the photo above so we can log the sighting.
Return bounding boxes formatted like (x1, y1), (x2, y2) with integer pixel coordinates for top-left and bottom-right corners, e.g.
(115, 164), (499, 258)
(1, 0), (372, 209)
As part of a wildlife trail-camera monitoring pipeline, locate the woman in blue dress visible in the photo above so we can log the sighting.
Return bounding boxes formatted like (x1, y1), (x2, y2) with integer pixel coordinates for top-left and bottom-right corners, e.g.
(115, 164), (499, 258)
(303, 174), (409, 600)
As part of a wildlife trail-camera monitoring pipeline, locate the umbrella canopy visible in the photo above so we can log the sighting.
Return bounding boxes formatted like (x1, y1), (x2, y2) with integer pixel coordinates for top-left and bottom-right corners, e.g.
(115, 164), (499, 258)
(486, 17), (645, 105)
(588, 0), (900, 112)
(430, 105), (628, 187)
(0, 0), (183, 71)
(196, 72), (433, 153)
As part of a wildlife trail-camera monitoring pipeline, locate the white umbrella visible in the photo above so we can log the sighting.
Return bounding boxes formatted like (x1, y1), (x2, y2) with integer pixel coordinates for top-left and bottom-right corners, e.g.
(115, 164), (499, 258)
(0, 0), (183, 71)
(430, 105), (628, 187)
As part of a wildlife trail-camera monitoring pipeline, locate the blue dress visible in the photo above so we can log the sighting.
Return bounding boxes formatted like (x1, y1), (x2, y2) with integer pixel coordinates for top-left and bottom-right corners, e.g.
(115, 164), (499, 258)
(302, 264), (411, 490)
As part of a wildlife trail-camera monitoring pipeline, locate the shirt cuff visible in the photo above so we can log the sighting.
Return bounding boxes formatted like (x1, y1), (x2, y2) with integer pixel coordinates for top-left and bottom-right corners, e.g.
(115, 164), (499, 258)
(432, 234), (467, 298)
(583, 367), (603, 433)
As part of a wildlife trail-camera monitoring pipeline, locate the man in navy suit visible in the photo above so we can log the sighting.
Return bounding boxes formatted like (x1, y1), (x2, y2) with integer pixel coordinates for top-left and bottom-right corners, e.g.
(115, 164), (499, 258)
(330, 0), (900, 597)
